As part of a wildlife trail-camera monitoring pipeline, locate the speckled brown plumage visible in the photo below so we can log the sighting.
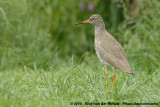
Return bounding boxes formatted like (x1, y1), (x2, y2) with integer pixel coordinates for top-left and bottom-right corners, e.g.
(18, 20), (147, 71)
(95, 29), (133, 75)
(90, 14), (133, 75)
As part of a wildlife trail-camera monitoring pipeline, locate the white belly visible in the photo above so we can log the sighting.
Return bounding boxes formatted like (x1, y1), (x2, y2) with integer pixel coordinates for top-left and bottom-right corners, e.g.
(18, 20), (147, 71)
(95, 38), (109, 66)
(95, 48), (109, 66)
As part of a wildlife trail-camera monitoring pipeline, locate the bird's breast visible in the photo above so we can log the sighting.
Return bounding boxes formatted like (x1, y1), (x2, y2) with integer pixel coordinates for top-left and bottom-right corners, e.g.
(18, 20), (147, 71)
(95, 39), (109, 66)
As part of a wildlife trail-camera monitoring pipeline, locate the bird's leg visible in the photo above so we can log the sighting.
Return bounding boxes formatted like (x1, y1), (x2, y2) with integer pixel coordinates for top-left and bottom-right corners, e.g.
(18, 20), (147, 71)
(105, 67), (108, 93)
(111, 68), (116, 92)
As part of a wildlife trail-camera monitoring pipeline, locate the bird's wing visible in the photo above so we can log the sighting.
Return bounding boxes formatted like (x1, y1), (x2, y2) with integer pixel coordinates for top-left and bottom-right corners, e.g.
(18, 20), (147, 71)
(98, 32), (132, 74)
(100, 33), (126, 60)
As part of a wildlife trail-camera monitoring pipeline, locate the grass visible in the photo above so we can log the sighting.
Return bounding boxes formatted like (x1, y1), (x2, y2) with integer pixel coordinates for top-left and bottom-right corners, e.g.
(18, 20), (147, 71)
(0, 54), (160, 107)
(0, 0), (160, 106)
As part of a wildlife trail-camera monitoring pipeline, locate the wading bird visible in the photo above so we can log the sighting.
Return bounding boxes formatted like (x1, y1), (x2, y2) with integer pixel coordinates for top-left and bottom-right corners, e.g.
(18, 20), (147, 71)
(75, 14), (133, 92)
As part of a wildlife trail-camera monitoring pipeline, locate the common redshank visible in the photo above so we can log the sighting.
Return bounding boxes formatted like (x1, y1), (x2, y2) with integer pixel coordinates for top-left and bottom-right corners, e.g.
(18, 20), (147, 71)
(75, 14), (133, 92)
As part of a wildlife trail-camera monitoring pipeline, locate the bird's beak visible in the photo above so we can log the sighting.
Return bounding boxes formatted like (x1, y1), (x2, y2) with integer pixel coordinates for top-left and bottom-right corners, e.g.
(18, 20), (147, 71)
(75, 20), (90, 25)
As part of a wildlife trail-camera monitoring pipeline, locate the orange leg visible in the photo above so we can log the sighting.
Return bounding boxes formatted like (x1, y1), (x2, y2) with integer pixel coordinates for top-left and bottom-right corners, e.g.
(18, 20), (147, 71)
(111, 68), (116, 92)
(105, 67), (108, 92)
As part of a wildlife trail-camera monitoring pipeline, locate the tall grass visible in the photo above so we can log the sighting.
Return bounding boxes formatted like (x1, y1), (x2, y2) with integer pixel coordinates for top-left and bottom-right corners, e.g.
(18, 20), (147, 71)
(0, 63), (159, 106)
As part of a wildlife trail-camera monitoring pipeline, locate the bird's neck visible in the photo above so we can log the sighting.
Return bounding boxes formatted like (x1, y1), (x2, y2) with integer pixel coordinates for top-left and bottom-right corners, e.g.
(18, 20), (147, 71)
(94, 22), (106, 35)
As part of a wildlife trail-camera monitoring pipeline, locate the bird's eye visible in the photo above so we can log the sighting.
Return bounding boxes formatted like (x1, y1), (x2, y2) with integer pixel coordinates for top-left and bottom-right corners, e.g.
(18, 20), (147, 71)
(90, 18), (95, 21)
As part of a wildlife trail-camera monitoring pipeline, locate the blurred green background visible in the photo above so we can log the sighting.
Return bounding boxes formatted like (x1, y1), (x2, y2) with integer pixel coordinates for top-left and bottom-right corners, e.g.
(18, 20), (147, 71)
(0, 0), (160, 106)
(0, 0), (160, 71)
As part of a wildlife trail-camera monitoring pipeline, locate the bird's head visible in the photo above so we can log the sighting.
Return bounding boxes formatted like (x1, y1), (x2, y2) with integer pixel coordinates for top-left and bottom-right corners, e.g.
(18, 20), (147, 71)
(75, 14), (104, 26)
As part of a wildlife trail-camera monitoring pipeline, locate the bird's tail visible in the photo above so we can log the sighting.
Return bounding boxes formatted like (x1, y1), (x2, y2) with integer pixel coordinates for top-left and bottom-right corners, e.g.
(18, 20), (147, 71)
(127, 70), (134, 75)
(118, 62), (134, 75)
